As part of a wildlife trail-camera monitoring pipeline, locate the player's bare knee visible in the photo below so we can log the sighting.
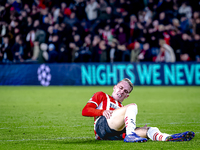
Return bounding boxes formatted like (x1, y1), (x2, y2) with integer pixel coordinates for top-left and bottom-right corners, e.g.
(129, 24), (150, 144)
(135, 127), (148, 138)
(135, 126), (149, 132)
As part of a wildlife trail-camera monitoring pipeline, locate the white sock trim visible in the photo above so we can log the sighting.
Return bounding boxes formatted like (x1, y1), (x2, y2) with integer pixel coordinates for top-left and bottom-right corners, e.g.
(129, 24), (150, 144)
(147, 127), (170, 141)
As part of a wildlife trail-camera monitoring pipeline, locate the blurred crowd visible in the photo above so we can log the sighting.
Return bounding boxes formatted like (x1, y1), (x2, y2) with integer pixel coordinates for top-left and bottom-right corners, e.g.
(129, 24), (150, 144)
(0, 0), (200, 63)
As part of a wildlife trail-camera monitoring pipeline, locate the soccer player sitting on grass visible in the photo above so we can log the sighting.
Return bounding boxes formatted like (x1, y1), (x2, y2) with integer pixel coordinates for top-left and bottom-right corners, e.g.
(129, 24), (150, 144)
(82, 78), (195, 142)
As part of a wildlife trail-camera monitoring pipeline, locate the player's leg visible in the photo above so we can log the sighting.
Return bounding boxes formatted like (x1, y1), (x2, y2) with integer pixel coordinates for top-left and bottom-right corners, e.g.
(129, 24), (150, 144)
(106, 103), (195, 142)
(106, 103), (148, 142)
(107, 103), (137, 132)
(126, 125), (195, 142)
(147, 127), (195, 141)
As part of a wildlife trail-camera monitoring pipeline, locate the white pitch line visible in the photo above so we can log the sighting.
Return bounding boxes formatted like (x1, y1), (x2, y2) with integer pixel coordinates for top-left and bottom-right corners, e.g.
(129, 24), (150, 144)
(0, 137), (92, 142)
(138, 122), (200, 125)
(0, 125), (85, 129)
(15, 126), (66, 128)
(0, 122), (199, 130)
(140, 113), (200, 114)
(166, 122), (200, 125)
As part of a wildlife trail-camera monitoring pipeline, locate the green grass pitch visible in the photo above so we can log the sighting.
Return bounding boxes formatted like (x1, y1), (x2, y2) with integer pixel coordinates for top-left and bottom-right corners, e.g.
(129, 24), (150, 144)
(0, 86), (200, 150)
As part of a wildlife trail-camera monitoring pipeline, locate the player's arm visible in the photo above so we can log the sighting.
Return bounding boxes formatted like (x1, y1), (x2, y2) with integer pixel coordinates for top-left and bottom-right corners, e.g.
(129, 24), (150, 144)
(82, 103), (104, 117)
(82, 102), (113, 119)
(82, 91), (113, 119)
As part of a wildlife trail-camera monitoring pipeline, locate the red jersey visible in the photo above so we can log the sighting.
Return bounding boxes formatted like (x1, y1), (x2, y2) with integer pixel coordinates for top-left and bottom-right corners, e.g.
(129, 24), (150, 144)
(88, 91), (123, 119)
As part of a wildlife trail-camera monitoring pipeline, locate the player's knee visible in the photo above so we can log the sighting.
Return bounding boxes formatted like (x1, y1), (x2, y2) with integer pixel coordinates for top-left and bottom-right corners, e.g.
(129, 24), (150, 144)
(135, 127), (148, 138)
(126, 103), (137, 107)
(127, 103), (138, 115)
(130, 103), (137, 107)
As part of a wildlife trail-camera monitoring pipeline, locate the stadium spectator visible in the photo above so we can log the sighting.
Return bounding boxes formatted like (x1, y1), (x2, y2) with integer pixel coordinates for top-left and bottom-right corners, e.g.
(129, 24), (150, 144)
(51, 34), (60, 51)
(39, 42), (48, 63)
(195, 18), (200, 35)
(18, 10), (28, 35)
(77, 35), (92, 62)
(158, 12), (170, 26)
(102, 25), (113, 45)
(192, 11), (200, 35)
(129, 14), (137, 43)
(73, 34), (83, 48)
(80, 19), (90, 37)
(116, 26), (127, 45)
(60, 2), (68, 15)
(69, 42), (79, 62)
(143, 7), (153, 23)
(99, 39), (109, 62)
(57, 42), (69, 63)
(85, 0), (98, 25)
(40, 16), (50, 32)
(91, 34), (101, 62)
(34, 27), (46, 44)
(12, 37), (27, 62)
(63, 11), (79, 28)
(46, 25), (53, 43)
(82, 78), (195, 142)
(75, 0), (87, 21)
(0, 3), (10, 24)
(155, 43), (176, 63)
(31, 41), (40, 61)
(178, 1), (192, 19)
(26, 28), (35, 56)
(48, 43), (58, 63)
(98, 0), (108, 14)
(30, 4), (40, 21)
(98, 6), (113, 22)
(26, 16), (34, 33)
(193, 34), (200, 62)
(23, 3), (31, 14)
(171, 18), (181, 33)
(179, 14), (192, 34)
(130, 41), (141, 63)
(117, 44), (129, 62)
(0, 35), (13, 63)
(12, 0), (23, 13)
(138, 42), (152, 62)
(109, 39), (117, 63)
(179, 33), (193, 61)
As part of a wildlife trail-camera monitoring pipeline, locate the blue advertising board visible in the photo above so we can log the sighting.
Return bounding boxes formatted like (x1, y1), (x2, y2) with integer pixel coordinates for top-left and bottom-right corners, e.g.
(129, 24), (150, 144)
(0, 63), (200, 86)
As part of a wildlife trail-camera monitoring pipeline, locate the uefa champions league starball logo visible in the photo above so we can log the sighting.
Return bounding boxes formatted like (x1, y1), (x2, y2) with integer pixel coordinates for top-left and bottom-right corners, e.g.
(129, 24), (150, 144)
(37, 64), (51, 86)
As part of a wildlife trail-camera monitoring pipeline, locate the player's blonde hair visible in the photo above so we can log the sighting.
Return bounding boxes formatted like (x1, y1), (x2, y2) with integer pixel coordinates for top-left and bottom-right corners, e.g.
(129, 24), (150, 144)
(118, 78), (134, 93)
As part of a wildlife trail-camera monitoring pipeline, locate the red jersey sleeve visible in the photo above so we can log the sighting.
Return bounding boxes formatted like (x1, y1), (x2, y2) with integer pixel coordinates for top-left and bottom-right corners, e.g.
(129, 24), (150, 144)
(82, 91), (105, 117)
(87, 91), (105, 107)
(82, 103), (104, 117)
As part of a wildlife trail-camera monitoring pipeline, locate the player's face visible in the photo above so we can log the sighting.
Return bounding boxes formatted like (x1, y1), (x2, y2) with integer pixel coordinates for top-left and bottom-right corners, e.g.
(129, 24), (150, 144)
(112, 81), (131, 102)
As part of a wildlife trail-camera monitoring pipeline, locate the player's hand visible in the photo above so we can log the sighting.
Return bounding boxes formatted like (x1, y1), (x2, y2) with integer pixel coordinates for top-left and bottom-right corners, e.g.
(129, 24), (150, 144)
(103, 110), (113, 119)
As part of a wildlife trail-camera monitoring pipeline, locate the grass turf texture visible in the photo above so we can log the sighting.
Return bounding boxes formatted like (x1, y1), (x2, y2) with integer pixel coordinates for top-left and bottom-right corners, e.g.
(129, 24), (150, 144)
(0, 86), (199, 150)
